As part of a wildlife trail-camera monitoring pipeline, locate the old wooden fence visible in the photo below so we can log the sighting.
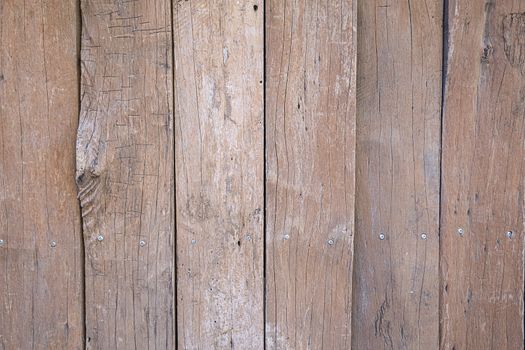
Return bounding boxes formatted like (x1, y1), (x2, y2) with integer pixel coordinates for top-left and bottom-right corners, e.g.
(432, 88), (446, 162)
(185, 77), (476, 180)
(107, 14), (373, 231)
(0, 0), (524, 349)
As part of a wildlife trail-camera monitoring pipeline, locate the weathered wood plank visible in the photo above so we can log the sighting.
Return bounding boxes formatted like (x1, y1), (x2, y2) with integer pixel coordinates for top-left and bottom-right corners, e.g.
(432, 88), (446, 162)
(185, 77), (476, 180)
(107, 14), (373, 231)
(440, 1), (525, 348)
(265, 1), (356, 348)
(0, 0), (83, 348)
(352, 0), (442, 348)
(76, 0), (175, 348)
(173, 1), (264, 348)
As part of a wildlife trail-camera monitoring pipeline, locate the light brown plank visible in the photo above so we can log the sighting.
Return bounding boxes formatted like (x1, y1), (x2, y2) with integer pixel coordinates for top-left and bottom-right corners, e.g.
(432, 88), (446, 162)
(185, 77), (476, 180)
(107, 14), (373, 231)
(0, 0), (83, 348)
(352, 0), (442, 348)
(76, 0), (175, 348)
(265, 1), (356, 348)
(173, 1), (264, 348)
(440, 1), (525, 349)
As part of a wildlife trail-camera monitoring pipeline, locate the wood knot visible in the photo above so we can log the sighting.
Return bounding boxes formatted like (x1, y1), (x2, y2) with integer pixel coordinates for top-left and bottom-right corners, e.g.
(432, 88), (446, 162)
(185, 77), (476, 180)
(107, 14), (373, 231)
(76, 168), (104, 218)
(481, 44), (493, 63)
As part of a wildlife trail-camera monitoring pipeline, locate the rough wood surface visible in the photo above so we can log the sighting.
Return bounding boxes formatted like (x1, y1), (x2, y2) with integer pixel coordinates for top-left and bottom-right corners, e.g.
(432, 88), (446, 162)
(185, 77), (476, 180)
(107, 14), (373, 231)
(265, 1), (356, 348)
(352, 0), (442, 348)
(173, 1), (264, 348)
(76, 0), (175, 348)
(440, 1), (525, 349)
(0, 0), (83, 348)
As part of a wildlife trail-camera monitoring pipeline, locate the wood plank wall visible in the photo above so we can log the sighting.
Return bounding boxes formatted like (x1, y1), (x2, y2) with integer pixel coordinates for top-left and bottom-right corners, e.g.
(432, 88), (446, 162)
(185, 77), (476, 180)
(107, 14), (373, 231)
(353, 1), (442, 348)
(441, 0), (525, 348)
(77, 0), (175, 348)
(174, 1), (264, 348)
(266, 0), (356, 348)
(0, 1), (524, 349)
(0, 1), (84, 348)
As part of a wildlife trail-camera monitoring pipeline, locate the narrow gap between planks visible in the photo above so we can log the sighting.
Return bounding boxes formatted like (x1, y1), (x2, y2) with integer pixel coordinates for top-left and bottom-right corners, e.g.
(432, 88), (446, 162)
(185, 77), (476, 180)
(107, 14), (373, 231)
(438, 0), (449, 346)
(170, 0), (178, 346)
(76, 0), (87, 347)
(262, 1), (267, 349)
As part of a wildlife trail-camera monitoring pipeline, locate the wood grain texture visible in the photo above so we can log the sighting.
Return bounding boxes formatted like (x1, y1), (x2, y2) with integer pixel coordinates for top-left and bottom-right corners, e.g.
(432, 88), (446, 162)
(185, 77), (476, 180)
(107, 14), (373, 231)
(265, 1), (356, 348)
(440, 1), (525, 349)
(77, 0), (175, 348)
(353, 0), (442, 348)
(0, 0), (83, 349)
(173, 1), (264, 348)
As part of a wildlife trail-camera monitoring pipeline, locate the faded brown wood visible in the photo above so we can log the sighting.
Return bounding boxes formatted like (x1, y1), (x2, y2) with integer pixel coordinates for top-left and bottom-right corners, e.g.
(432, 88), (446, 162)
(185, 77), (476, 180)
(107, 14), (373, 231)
(76, 0), (175, 348)
(0, 0), (83, 349)
(173, 1), (264, 348)
(353, 0), (442, 348)
(265, 1), (356, 348)
(440, 1), (525, 349)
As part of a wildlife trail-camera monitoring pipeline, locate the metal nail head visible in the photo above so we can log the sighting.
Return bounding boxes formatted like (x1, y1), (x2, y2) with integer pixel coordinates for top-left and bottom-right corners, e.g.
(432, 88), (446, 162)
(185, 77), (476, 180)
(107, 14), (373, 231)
(50, 241), (57, 247)
(457, 228), (464, 236)
(421, 233), (427, 240)
(97, 235), (104, 242)
(139, 240), (146, 247)
(327, 239), (334, 245)
(0, 239), (4, 246)
(284, 234), (290, 240)
(379, 233), (386, 240)
(506, 231), (513, 239)
(191, 239), (196, 245)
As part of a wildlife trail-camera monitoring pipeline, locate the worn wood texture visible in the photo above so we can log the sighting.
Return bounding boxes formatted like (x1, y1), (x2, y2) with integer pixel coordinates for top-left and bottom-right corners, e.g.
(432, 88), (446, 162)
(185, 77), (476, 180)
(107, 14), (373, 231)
(353, 0), (442, 348)
(440, 1), (525, 349)
(0, 0), (83, 349)
(76, 0), (174, 348)
(266, 1), (356, 348)
(174, 1), (264, 348)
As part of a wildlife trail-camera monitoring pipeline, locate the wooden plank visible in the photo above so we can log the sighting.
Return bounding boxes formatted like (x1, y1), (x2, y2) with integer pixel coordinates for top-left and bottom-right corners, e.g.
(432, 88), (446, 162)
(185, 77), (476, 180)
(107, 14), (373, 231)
(265, 1), (356, 348)
(440, 1), (525, 348)
(0, 0), (83, 348)
(76, 0), (175, 348)
(173, 1), (264, 348)
(352, 0), (442, 348)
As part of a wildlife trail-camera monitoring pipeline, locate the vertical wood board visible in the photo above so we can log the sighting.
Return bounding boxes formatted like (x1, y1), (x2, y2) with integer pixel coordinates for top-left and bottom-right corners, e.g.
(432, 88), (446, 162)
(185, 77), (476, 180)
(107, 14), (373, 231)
(353, 0), (443, 348)
(0, 0), (83, 348)
(77, 0), (175, 348)
(266, 0), (357, 348)
(173, 1), (264, 348)
(441, 1), (525, 348)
